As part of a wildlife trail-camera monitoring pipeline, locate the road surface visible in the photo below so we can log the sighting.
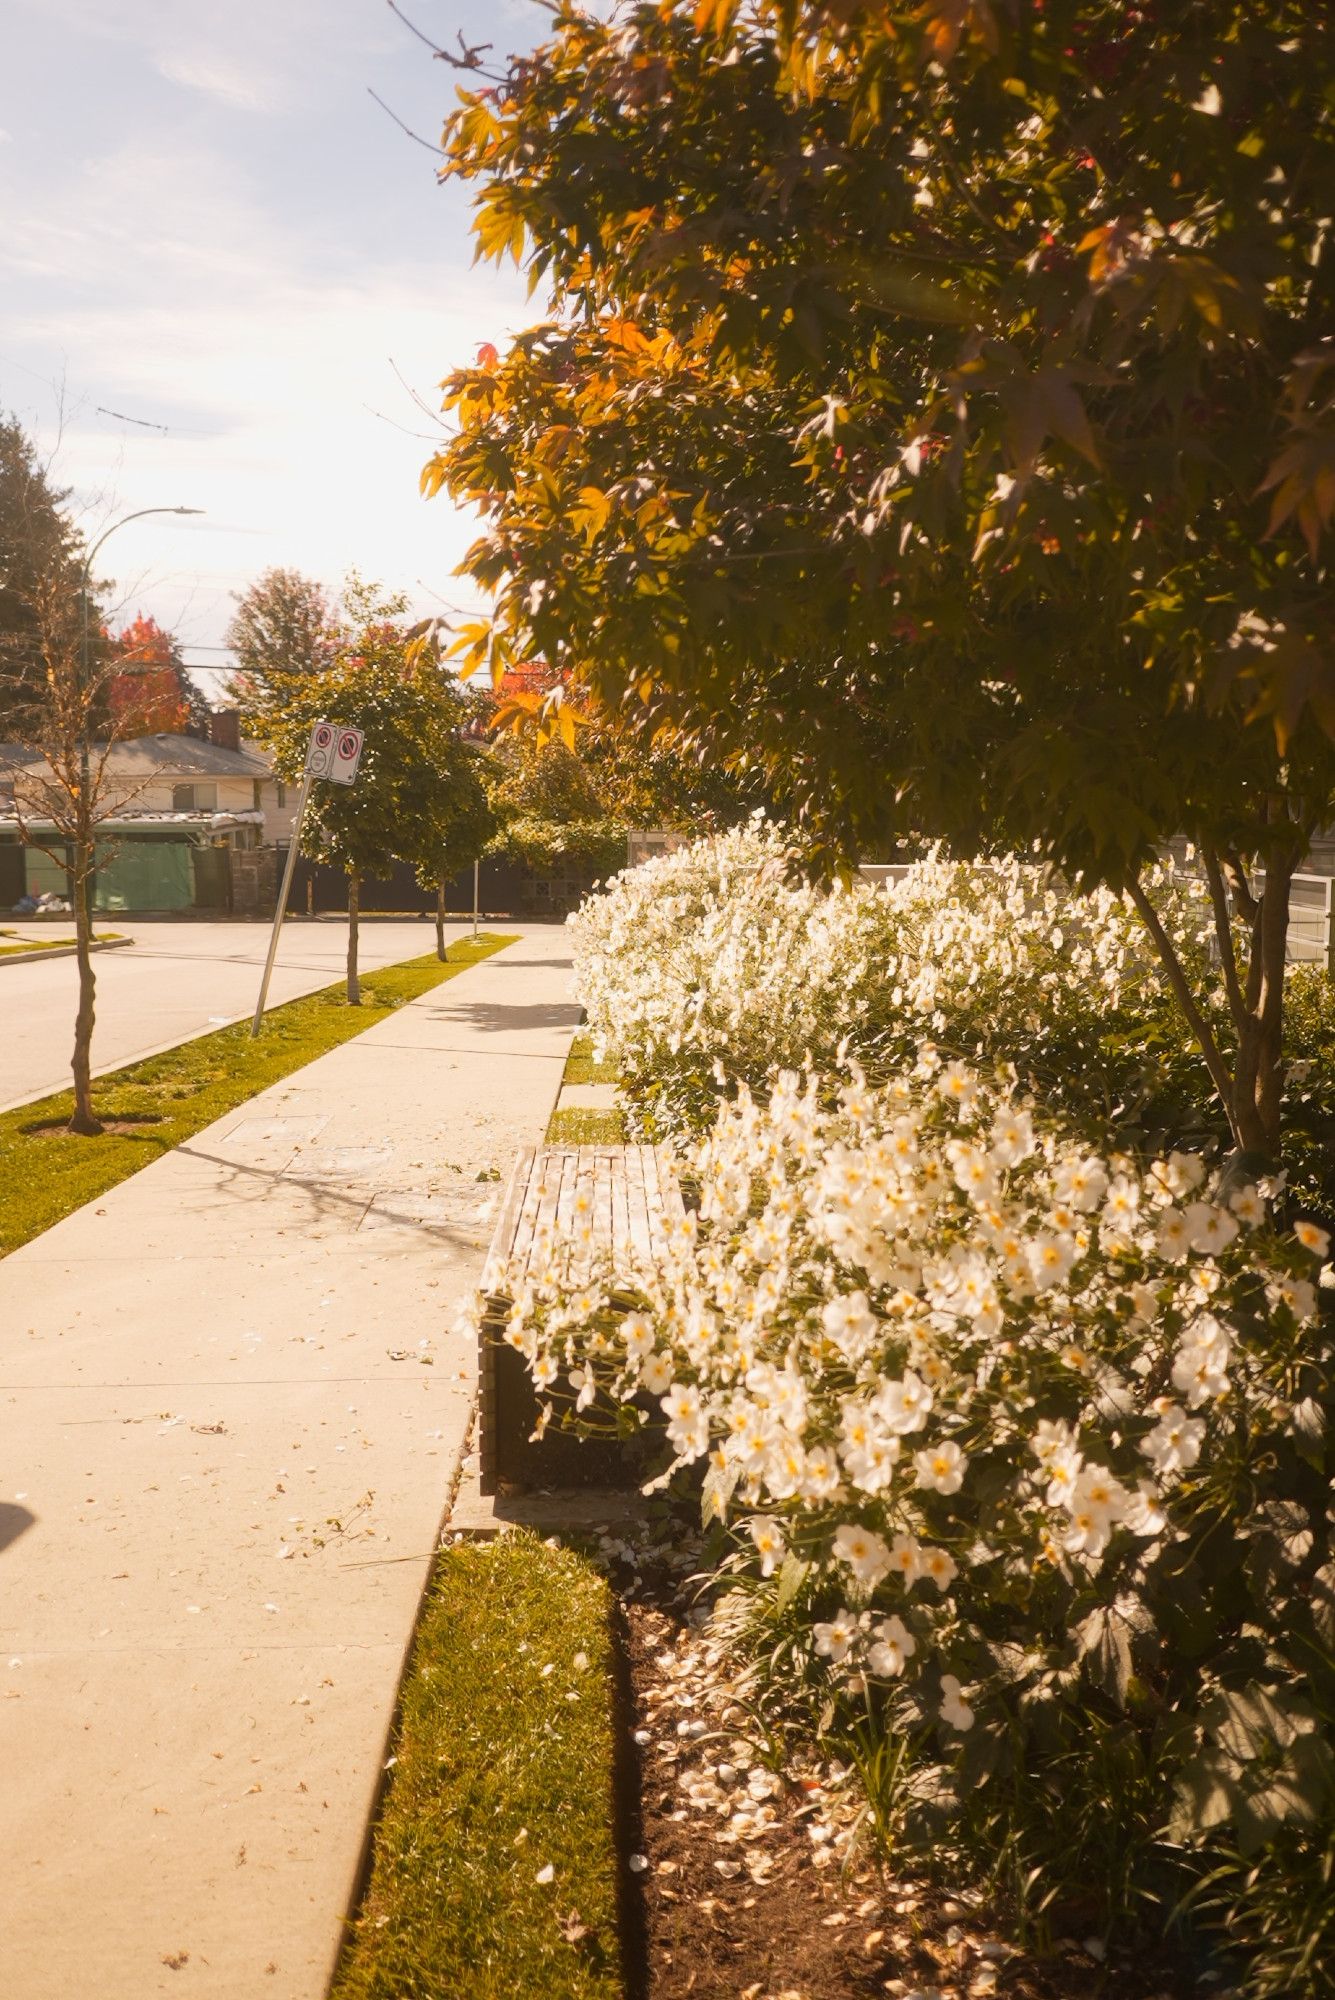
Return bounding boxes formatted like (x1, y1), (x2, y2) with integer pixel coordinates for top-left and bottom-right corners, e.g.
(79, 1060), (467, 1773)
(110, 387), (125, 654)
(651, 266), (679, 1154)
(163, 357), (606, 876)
(0, 917), (509, 1113)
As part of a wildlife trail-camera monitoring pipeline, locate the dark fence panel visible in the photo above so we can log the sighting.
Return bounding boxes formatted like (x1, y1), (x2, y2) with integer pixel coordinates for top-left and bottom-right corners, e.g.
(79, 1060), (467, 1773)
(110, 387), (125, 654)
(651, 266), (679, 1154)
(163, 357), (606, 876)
(285, 851), (607, 919)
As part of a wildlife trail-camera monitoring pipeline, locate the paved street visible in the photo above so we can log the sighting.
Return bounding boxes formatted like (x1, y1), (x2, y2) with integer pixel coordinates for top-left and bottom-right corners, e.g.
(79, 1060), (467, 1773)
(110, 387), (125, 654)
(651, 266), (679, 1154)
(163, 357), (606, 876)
(0, 918), (514, 1113)
(0, 928), (580, 2000)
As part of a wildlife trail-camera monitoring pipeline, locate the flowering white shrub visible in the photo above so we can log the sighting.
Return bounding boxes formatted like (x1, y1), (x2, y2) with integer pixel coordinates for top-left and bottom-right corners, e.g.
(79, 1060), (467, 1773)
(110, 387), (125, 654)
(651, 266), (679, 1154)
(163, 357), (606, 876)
(569, 819), (898, 1135)
(569, 820), (1219, 1145)
(481, 1052), (1334, 1925)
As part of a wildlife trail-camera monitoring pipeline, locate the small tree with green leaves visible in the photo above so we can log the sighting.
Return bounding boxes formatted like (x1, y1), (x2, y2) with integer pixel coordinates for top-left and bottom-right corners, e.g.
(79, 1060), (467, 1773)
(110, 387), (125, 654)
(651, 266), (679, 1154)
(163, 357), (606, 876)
(405, 748), (496, 957)
(248, 578), (480, 1000)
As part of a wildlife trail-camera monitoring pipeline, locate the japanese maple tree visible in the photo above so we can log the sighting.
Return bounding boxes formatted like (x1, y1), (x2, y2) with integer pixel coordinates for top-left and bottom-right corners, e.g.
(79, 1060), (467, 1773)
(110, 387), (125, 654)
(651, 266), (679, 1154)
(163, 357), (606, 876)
(426, 0), (1335, 1155)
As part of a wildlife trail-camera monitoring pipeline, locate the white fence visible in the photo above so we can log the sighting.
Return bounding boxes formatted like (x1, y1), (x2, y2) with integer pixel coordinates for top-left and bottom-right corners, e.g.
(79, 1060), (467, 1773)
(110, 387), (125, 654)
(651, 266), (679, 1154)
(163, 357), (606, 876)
(857, 861), (1334, 972)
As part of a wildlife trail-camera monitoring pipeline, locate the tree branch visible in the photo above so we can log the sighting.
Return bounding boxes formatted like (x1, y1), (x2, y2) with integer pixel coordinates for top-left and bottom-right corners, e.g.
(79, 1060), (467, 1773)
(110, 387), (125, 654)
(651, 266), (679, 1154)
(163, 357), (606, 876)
(384, 2), (505, 81)
(366, 89), (446, 157)
(1201, 843), (1246, 1039)
(1127, 873), (1240, 1145)
(1220, 848), (1259, 925)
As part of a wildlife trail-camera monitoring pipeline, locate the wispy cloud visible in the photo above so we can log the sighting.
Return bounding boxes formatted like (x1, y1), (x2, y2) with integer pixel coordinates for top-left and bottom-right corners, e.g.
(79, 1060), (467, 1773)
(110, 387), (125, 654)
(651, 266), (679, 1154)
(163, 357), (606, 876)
(2, 0), (535, 648)
(153, 48), (285, 114)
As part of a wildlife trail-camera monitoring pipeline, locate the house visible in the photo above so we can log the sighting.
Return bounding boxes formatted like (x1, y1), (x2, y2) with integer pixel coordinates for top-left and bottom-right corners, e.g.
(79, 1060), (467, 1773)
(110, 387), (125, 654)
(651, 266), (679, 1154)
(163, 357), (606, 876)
(0, 714), (291, 915)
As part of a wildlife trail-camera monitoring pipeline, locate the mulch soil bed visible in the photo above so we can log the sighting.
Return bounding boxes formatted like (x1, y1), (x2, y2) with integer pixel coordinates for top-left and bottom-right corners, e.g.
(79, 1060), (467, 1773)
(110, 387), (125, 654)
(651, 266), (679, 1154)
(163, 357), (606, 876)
(608, 1545), (1199, 2000)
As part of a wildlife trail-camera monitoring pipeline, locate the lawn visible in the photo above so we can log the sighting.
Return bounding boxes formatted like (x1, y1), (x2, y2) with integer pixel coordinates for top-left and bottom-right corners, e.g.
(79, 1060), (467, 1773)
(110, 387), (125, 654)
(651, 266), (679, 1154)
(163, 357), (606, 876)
(0, 934), (516, 1258)
(332, 1533), (624, 2000)
(560, 1031), (620, 1088)
(547, 1107), (628, 1144)
(546, 1031), (627, 1144)
(0, 931), (122, 957)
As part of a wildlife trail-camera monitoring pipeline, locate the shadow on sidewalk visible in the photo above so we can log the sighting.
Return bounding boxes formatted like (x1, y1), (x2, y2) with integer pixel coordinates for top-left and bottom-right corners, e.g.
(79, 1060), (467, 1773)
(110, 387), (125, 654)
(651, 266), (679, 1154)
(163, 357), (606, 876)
(0, 1504), (35, 1557)
(426, 996), (584, 1033)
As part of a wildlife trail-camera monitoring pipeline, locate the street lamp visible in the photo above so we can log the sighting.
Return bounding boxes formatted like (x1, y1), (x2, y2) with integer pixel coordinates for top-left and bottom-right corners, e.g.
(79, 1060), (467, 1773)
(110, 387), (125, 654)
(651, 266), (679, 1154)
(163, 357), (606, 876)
(77, 505), (204, 915)
(79, 504), (206, 693)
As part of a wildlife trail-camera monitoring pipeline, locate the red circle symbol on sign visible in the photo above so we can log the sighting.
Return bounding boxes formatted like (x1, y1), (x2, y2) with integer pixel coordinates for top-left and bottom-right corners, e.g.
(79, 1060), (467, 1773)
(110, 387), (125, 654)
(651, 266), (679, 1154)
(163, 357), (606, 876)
(314, 724), (333, 748)
(339, 733), (359, 760)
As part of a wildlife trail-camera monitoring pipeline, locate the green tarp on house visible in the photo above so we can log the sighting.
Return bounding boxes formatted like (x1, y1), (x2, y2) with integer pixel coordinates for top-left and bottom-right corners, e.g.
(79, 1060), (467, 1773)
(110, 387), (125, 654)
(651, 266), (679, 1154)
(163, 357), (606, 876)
(92, 837), (193, 912)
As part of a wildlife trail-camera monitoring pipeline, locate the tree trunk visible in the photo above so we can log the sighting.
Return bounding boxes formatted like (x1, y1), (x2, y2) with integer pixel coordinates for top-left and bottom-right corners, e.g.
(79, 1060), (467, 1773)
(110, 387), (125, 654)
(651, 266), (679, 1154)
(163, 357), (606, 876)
(436, 877), (447, 961)
(1135, 848), (1296, 1166)
(68, 838), (103, 1136)
(346, 871), (361, 1005)
(1231, 849), (1294, 1159)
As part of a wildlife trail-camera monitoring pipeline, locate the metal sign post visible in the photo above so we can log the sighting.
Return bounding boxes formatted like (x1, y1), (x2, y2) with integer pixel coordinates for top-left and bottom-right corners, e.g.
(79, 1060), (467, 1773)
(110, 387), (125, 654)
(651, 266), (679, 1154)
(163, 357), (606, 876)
(250, 720), (364, 1038)
(472, 857), (479, 940)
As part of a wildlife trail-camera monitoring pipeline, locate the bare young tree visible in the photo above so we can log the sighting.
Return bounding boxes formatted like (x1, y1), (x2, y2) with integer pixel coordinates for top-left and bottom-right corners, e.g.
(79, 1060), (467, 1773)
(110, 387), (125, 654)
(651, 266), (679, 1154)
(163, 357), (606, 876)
(0, 566), (150, 1131)
(0, 419), (185, 1134)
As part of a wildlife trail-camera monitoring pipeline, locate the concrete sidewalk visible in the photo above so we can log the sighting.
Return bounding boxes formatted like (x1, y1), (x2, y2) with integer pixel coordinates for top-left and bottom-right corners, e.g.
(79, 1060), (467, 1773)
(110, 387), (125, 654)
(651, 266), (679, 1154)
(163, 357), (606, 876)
(0, 929), (580, 2000)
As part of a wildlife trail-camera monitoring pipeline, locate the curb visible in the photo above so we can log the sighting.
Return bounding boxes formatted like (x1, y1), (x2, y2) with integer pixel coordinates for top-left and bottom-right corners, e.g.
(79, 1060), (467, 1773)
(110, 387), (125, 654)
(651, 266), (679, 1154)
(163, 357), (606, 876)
(0, 936), (134, 969)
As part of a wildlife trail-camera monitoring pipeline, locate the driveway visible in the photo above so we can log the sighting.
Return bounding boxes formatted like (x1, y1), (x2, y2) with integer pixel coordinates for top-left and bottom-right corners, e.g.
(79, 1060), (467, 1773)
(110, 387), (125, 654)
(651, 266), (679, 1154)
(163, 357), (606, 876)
(0, 917), (533, 1113)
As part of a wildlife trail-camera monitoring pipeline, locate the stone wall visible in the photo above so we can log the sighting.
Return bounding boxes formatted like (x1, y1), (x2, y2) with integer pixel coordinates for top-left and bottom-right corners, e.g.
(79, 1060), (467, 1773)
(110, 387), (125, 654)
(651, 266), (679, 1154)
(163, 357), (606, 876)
(229, 843), (277, 917)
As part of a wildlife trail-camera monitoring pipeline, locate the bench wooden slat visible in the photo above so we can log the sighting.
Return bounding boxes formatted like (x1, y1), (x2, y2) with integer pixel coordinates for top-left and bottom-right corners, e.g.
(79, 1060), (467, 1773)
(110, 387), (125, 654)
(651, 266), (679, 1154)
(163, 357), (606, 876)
(478, 1141), (688, 1491)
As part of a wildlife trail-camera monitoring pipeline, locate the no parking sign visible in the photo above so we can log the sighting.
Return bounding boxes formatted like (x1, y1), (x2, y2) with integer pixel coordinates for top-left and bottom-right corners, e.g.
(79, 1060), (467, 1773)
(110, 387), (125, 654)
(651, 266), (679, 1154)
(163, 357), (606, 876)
(305, 720), (364, 786)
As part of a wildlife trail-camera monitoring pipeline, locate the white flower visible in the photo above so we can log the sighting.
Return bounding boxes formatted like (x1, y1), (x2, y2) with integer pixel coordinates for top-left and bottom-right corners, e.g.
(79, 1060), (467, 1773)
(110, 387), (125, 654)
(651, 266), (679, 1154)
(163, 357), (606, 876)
(990, 1105), (1036, 1166)
(1044, 1443), (1083, 1508)
(867, 1614), (917, 1677)
(641, 1352), (673, 1396)
(1171, 1315), (1233, 1407)
(1054, 1156), (1109, 1213)
(873, 1370), (934, 1435)
(1294, 1219), (1331, 1259)
(764, 1435), (808, 1501)
(919, 1545), (958, 1591)
(621, 1311), (655, 1359)
(1162, 1150), (1207, 1196)
(839, 1401), (900, 1492)
(821, 1290), (878, 1359)
(914, 1440), (966, 1495)
(887, 1533), (923, 1586)
(1139, 1401), (1204, 1476)
(1102, 1176), (1140, 1226)
(748, 1516), (786, 1578)
(1266, 1273), (1317, 1322)
(1061, 1465), (1129, 1556)
(568, 1365), (597, 1413)
(800, 1444), (844, 1501)
(1228, 1185), (1264, 1226)
(1030, 1418), (1078, 1467)
(940, 1674), (975, 1731)
(833, 1522), (892, 1590)
(1155, 1208), (1191, 1261)
(1029, 1234), (1076, 1290)
(813, 1610), (859, 1663)
(661, 1381), (709, 1459)
(937, 1061), (977, 1112)
(1184, 1203), (1239, 1255)
(1125, 1479), (1168, 1537)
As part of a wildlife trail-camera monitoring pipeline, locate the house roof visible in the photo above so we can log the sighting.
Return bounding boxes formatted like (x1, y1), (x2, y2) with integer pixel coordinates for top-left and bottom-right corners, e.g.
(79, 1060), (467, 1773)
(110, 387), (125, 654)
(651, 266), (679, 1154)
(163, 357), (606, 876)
(0, 733), (272, 780)
(0, 807), (265, 836)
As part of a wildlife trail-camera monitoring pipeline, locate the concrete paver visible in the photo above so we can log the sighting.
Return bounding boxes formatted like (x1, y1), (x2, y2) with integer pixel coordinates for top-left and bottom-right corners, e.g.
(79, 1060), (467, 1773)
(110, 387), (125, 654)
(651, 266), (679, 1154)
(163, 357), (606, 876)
(0, 928), (580, 2000)
(0, 916), (515, 1113)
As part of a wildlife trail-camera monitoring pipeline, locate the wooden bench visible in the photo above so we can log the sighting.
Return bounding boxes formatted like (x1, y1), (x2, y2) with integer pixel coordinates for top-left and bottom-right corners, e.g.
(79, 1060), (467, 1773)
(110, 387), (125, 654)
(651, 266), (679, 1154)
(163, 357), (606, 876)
(477, 1144), (684, 1493)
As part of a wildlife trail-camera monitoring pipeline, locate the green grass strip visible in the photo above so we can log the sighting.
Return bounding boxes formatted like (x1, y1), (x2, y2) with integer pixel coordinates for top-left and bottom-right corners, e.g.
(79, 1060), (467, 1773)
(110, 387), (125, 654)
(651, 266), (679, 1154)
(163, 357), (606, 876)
(561, 1031), (620, 1088)
(0, 934), (516, 1258)
(546, 1107), (628, 1146)
(333, 1533), (622, 2000)
(0, 932), (122, 957)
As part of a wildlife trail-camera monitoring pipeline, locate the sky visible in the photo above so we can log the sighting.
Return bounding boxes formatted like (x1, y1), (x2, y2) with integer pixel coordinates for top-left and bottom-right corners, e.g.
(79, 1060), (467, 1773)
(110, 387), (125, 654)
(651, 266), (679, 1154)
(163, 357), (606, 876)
(0, 0), (551, 693)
